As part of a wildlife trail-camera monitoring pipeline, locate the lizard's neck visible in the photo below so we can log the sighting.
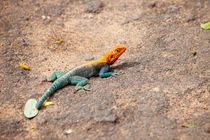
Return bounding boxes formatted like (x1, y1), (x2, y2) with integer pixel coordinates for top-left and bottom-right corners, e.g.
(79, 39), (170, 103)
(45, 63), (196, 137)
(100, 55), (110, 64)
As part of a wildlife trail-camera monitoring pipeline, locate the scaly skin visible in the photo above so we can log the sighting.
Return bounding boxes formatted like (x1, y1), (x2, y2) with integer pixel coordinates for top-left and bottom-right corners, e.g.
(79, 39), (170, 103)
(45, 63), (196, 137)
(36, 46), (126, 109)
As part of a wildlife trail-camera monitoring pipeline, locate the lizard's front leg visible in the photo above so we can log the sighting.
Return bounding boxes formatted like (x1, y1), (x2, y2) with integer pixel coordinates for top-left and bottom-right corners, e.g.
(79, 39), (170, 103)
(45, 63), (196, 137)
(99, 66), (119, 78)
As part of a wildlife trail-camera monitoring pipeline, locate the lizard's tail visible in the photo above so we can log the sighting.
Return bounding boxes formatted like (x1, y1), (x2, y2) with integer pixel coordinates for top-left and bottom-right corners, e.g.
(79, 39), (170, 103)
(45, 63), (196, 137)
(36, 79), (69, 109)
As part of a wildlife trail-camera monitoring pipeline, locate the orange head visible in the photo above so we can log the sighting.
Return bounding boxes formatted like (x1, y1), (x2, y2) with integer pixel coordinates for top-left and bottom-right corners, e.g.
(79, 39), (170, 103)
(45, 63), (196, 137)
(102, 45), (126, 65)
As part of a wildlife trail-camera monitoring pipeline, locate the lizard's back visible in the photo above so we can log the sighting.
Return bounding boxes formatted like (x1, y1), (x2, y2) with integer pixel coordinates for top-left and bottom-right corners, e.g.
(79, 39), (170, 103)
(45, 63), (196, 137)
(64, 61), (108, 78)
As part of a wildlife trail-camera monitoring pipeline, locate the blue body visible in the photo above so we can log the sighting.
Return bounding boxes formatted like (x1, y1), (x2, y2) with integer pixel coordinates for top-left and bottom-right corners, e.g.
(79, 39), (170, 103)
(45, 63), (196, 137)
(36, 62), (118, 109)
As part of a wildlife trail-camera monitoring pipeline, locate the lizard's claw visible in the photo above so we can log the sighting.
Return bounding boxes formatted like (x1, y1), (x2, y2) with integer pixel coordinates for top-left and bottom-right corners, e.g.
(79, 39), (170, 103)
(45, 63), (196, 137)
(111, 72), (120, 76)
(83, 87), (91, 91)
(44, 76), (55, 82)
(45, 76), (51, 81)
(37, 75), (48, 82)
(74, 86), (91, 93)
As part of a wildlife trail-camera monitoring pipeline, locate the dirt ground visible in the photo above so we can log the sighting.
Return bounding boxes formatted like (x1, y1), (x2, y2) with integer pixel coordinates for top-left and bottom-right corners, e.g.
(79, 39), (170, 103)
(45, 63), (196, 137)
(0, 0), (209, 139)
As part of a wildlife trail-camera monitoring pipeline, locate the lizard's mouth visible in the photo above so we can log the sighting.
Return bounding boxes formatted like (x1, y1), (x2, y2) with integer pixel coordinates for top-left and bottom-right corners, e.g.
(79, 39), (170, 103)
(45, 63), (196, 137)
(120, 47), (127, 54)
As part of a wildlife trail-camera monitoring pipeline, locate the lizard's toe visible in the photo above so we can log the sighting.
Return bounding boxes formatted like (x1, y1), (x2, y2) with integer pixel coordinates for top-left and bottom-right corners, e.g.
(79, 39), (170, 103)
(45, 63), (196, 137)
(84, 87), (91, 91)
(111, 72), (120, 76)
(74, 86), (90, 93)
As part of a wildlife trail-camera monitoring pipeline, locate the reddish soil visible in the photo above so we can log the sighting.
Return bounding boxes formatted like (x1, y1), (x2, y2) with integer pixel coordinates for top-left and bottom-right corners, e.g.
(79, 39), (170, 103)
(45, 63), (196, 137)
(0, 0), (209, 139)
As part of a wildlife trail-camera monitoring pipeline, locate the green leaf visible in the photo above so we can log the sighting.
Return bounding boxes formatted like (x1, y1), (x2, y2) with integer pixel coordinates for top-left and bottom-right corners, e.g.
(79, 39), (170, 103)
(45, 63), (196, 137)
(201, 22), (210, 30)
(181, 124), (200, 128)
(24, 98), (39, 119)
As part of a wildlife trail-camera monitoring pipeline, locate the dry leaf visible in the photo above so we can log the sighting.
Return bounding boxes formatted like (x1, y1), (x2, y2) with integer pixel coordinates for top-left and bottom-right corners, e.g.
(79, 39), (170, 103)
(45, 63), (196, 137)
(53, 40), (63, 44)
(165, 19), (171, 23)
(20, 63), (30, 70)
(182, 124), (200, 128)
(43, 101), (54, 107)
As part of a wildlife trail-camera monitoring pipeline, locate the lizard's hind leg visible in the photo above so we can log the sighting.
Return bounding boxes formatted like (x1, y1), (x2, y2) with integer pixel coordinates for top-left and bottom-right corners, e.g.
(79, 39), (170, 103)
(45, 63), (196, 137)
(45, 72), (65, 82)
(70, 76), (90, 93)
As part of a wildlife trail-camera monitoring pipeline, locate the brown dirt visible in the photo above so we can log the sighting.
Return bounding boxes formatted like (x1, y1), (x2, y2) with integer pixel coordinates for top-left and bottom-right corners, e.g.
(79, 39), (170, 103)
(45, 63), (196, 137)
(0, 0), (210, 139)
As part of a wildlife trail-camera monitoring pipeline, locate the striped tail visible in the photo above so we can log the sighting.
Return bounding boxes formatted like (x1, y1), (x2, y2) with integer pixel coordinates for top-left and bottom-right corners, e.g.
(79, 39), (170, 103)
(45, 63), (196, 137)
(36, 79), (69, 109)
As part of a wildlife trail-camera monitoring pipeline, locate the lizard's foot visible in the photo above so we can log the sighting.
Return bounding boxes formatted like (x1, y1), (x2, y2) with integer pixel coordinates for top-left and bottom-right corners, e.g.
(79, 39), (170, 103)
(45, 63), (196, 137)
(45, 76), (53, 82)
(74, 86), (91, 93)
(111, 72), (120, 76)
(37, 75), (48, 82)
(45, 72), (66, 82)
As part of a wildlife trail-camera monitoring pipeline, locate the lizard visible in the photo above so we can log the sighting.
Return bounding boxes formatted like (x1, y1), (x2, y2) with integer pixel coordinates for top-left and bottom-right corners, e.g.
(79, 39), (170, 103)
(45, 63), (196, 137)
(36, 45), (126, 109)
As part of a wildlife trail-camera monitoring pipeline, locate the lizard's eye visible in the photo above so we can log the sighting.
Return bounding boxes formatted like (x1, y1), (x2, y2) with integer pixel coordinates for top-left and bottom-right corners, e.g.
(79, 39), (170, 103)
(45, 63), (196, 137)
(116, 49), (120, 52)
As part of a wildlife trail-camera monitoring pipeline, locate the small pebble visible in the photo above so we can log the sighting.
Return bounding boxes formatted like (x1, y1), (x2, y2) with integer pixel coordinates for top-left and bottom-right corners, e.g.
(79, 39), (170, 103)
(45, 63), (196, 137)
(132, 15), (141, 20)
(168, 5), (179, 12)
(84, 0), (103, 13)
(147, 1), (156, 8)
(15, 37), (28, 46)
(42, 15), (46, 19)
(64, 129), (72, 135)
(78, 38), (84, 42)
(163, 15), (172, 20)
(2, 49), (8, 54)
(39, 56), (47, 62)
(194, 2), (201, 8)
(43, 19), (51, 24)
(37, 118), (47, 124)
(186, 14), (195, 22)
(119, 3), (126, 8)
(56, 21), (64, 26)
(122, 19), (130, 25)
(25, 17), (30, 21)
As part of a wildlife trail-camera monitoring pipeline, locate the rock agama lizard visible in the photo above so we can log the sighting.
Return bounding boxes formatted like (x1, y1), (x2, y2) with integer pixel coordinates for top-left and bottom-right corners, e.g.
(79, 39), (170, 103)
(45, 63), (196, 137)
(36, 45), (126, 109)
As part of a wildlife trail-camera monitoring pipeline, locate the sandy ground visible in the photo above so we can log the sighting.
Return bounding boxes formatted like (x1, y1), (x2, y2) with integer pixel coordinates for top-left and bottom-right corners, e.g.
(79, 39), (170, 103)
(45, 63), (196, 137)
(0, 0), (210, 139)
